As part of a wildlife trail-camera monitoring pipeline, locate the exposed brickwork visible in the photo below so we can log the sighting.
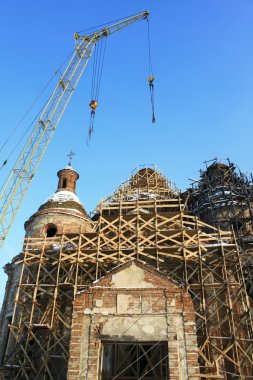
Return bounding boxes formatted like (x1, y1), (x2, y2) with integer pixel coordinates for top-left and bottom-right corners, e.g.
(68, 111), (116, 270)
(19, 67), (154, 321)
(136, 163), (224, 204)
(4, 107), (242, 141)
(24, 166), (92, 238)
(2, 166), (251, 379)
(0, 166), (93, 375)
(67, 261), (200, 380)
(25, 210), (92, 239)
(57, 167), (79, 193)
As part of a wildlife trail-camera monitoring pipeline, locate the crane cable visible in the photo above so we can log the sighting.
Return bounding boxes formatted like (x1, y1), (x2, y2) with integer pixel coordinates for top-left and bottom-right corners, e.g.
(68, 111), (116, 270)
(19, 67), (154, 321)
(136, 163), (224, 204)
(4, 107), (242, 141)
(77, 11), (145, 35)
(147, 17), (156, 124)
(87, 37), (107, 143)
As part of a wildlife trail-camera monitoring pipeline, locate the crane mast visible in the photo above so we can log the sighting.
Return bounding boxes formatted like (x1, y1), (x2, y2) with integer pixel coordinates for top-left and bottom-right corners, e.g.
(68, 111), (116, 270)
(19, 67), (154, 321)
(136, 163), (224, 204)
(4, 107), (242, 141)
(0, 11), (149, 249)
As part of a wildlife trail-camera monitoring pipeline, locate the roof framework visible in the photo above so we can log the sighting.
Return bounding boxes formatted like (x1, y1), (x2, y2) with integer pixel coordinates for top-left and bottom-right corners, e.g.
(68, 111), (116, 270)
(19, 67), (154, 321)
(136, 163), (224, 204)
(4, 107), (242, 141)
(187, 159), (253, 236)
(1, 166), (253, 379)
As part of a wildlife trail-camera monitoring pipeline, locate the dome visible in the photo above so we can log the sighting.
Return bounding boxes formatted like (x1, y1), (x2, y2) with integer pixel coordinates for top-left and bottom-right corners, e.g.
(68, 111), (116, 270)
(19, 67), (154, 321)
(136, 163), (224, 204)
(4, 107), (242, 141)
(38, 189), (87, 216)
(24, 165), (92, 238)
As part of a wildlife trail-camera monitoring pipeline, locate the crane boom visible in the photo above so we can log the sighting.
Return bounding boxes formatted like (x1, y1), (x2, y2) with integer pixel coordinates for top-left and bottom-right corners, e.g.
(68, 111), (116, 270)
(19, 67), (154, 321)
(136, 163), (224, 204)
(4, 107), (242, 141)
(0, 10), (149, 249)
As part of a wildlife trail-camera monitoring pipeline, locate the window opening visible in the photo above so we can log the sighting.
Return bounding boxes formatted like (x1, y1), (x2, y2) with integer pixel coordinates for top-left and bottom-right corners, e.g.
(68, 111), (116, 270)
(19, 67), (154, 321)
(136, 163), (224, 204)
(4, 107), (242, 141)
(62, 178), (67, 188)
(44, 224), (57, 238)
(101, 341), (168, 380)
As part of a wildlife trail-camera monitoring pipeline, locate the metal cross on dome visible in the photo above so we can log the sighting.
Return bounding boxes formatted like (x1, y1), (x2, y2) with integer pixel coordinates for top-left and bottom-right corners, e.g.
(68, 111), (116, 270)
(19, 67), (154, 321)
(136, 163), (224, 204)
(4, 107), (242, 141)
(67, 150), (75, 166)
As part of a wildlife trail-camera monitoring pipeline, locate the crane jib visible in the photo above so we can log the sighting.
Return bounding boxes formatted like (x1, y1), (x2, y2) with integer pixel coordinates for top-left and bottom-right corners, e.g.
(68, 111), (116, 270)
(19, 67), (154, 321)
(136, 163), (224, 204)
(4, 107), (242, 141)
(0, 10), (150, 249)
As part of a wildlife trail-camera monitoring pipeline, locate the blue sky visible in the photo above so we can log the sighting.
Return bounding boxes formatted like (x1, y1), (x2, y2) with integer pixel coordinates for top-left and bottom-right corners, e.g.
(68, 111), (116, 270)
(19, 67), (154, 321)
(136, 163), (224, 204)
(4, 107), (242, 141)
(0, 0), (253, 303)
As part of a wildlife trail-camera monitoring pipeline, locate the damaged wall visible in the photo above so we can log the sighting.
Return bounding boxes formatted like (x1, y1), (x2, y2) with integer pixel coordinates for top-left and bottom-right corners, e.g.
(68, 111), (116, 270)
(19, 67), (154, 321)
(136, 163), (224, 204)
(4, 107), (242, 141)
(67, 261), (200, 380)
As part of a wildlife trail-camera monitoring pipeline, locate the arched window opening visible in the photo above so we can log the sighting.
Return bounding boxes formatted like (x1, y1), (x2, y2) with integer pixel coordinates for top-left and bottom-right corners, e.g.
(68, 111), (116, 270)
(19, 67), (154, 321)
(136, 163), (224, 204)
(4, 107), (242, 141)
(62, 178), (67, 188)
(44, 224), (58, 238)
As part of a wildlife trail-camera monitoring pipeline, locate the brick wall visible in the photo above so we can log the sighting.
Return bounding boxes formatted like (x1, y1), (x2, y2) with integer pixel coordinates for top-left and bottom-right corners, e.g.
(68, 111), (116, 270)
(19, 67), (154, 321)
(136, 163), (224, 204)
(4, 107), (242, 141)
(67, 261), (200, 380)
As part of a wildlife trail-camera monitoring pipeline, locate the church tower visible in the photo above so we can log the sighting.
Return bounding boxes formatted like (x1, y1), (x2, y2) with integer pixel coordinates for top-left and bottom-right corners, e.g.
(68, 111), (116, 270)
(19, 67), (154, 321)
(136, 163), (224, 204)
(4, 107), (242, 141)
(0, 164), (92, 378)
(24, 165), (92, 239)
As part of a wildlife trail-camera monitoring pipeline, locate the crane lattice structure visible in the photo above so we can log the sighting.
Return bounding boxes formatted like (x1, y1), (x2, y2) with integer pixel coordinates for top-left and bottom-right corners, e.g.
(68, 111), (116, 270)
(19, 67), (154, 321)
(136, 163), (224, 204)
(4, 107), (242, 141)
(0, 10), (149, 250)
(1, 166), (253, 379)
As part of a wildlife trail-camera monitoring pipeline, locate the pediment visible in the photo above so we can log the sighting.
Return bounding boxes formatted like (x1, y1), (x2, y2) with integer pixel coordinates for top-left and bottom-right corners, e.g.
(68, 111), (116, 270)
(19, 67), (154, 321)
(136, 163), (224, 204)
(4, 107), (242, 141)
(91, 259), (179, 290)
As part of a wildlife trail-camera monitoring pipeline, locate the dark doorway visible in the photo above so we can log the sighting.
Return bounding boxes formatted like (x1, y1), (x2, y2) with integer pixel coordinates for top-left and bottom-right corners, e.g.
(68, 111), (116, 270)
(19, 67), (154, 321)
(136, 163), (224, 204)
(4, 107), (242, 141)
(101, 341), (168, 380)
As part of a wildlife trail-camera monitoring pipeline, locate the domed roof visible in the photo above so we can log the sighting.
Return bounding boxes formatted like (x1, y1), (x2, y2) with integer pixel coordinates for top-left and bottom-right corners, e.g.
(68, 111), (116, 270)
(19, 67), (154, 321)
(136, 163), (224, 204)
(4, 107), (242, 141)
(24, 164), (94, 237)
(38, 189), (88, 216)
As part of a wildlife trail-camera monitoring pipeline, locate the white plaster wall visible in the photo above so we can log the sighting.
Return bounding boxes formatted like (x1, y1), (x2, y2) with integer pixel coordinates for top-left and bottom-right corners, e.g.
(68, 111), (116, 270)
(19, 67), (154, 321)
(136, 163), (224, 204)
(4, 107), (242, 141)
(102, 315), (168, 340)
(111, 264), (155, 288)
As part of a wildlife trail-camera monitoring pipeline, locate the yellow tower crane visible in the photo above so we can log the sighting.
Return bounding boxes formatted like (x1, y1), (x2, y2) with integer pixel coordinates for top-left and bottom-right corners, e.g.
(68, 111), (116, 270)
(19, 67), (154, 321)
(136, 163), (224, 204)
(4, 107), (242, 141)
(0, 11), (149, 249)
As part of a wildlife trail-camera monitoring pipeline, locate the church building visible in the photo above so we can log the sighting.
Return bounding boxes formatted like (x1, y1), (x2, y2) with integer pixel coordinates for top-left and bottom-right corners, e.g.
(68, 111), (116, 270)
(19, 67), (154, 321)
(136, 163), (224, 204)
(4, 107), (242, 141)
(0, 162), (252, 379)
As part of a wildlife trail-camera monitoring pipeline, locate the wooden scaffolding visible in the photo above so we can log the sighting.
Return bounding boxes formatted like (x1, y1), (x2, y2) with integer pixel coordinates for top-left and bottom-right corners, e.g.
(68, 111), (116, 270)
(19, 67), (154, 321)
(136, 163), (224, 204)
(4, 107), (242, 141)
(1, 165), (253, 379)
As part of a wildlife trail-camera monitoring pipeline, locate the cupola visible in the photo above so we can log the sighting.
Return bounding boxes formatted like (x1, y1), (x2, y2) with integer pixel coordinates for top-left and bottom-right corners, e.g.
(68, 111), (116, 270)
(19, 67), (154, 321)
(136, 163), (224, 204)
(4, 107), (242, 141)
(57, 165), (79, 193)
(24, 165), (92, 238)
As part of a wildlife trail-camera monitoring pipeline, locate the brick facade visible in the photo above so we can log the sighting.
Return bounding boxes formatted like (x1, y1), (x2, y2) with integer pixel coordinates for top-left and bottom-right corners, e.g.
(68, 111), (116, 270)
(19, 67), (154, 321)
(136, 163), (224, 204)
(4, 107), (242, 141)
(67, 261), (200, 380)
